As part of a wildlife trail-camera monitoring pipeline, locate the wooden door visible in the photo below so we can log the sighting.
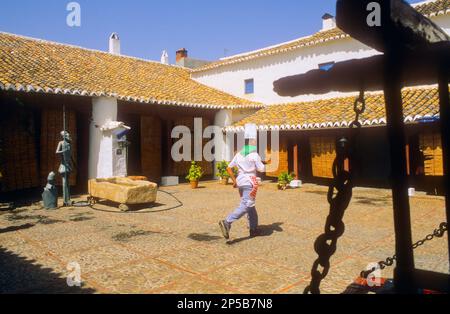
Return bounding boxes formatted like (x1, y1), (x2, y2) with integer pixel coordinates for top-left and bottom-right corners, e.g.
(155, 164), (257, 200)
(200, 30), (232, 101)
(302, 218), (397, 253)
(141, 115), (162, 182)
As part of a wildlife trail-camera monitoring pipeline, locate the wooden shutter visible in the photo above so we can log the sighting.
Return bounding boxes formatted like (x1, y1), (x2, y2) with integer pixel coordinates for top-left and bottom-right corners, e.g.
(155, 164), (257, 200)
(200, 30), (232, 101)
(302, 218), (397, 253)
(310, 136), (336, 179)
(266, 137), (289, 178)
(40, 109), (77, 186)
(170, 117), (213, 177)
(0, 107), (40, 192)
(419, 133), (443, 176)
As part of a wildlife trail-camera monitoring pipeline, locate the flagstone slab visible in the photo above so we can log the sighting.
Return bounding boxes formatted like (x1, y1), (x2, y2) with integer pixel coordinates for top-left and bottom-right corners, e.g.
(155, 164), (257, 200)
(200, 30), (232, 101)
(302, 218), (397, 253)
(87, 259), (187, 294)
(155, 245), (240, 274)
(203, 259), (305, 294)
(41, 233), (114, 255)
(60, 245), (141, 274)
(154, 274), (238, 294)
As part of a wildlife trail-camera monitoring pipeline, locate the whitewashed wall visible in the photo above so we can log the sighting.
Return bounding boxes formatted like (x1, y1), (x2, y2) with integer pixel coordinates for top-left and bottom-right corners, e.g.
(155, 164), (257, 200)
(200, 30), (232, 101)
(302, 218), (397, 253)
(192, 14), (450, 105)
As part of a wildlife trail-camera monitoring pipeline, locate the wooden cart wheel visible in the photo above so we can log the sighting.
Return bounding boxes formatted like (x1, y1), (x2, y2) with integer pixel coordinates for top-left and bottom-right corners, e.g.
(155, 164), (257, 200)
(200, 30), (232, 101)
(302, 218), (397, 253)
(119, 204), (130, 212)
(87, 196), (99, 206)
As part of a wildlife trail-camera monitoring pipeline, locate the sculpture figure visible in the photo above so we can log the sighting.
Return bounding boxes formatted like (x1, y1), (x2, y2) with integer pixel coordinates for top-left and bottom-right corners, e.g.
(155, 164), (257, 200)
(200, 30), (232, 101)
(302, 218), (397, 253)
(56, 131), (73, 206)
(42, 171), (58, 209)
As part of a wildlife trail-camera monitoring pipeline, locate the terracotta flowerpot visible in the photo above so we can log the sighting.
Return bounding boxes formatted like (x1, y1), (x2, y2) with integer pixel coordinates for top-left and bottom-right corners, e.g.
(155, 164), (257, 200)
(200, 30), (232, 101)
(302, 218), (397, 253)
(190, 180), (199, 189)
(220, 177), (229, 185)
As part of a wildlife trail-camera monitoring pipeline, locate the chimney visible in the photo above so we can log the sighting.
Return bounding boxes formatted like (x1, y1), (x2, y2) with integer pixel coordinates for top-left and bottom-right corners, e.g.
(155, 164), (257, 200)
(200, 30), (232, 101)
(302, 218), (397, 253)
(176, 48), (188, 63)
(322, 13), (336, 31)
(109, 33), (121, 55)
(161, 50), (169, 65)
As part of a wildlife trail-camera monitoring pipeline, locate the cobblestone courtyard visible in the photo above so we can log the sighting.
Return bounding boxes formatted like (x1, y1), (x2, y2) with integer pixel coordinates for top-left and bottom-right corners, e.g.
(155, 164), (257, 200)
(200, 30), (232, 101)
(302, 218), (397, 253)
(0, 182), (448, 294)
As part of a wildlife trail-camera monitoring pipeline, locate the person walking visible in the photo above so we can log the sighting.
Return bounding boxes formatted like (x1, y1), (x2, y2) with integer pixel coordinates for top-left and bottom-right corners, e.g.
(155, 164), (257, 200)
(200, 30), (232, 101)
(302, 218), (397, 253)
(219, 124), (265, 239)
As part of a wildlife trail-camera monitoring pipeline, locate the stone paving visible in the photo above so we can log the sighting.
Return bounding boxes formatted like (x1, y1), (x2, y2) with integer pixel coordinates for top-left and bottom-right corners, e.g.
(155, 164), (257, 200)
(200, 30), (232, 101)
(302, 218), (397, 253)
(0, 182), (448, 294)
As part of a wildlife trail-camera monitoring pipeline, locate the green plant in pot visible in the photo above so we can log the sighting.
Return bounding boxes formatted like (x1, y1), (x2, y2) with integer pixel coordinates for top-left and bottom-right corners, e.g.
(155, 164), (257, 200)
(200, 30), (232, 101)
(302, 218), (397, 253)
(216, 161), (231, 185)
(278, 172), (295, 190)
(186, 161), (203, 189)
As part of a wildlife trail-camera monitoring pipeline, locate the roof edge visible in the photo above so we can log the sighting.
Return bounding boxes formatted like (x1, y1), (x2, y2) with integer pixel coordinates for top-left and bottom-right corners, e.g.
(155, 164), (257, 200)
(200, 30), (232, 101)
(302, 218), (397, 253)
(0, 82), (265, 110)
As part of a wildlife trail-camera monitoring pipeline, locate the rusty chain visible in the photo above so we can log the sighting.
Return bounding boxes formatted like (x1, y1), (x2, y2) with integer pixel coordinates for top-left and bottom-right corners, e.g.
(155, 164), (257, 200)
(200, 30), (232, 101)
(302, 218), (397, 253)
(304, 90), (366, 294)
(360, 222), (448, 279)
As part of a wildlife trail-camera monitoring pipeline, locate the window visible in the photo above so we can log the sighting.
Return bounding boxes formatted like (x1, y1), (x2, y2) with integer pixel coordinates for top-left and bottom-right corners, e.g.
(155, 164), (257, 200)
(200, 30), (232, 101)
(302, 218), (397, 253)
(245, 79), (254, 94)
(319, 61), (335, 71)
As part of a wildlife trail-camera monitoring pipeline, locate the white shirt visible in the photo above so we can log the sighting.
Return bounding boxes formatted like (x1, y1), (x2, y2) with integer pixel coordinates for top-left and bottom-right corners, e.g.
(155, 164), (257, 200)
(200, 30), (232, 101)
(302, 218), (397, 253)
(229, 152), (265, 187)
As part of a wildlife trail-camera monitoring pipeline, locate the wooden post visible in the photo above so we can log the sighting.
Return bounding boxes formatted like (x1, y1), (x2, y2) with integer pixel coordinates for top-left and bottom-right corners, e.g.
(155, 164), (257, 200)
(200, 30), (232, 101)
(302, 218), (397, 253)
(165, 120), (173, 176)
(344, 158), (350, 172)
(383, 50), (416, 293)
(406, 143), (411, 176)
(293, 144), (299, 179)
(438, 57), (450, 269)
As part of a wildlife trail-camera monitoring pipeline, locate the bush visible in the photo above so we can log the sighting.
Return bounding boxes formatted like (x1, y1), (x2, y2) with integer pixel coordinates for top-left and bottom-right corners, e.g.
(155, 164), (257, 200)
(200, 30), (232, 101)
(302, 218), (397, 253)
(216, 161), (230, 179)
(278, 172), (295, 189)
(216, 161), (238, 179)
(186, 161), (203, 182)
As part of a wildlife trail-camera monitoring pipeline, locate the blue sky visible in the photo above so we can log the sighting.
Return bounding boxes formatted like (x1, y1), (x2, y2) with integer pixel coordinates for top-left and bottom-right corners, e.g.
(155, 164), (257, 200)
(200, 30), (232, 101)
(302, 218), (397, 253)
(0, 0), (420, 62)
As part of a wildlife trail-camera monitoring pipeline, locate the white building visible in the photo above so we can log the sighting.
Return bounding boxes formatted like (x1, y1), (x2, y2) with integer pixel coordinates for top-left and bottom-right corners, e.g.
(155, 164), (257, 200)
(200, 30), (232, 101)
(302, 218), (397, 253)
(191, 0), (450, 104)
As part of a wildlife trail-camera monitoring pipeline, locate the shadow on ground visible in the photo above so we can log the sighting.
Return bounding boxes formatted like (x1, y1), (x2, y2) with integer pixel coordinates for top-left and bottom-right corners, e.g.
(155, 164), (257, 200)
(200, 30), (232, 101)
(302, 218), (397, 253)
(0, 246), (96, 294)
(226, 222), (284, 245)
(188, 233), (223, 242)
(0, 224), (35, 234)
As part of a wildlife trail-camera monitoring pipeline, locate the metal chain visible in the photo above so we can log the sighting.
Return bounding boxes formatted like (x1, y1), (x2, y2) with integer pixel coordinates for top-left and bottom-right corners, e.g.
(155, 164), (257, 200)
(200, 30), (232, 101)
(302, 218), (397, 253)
(360, 222), (448, 279)
(304, 90), (366, 294)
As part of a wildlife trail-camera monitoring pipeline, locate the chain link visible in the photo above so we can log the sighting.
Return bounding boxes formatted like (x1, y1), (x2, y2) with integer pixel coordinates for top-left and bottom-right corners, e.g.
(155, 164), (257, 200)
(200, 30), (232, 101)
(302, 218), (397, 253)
(360, 222), (448, 279)
(304, 90), (365, 294)
(302, 88), (448, 291)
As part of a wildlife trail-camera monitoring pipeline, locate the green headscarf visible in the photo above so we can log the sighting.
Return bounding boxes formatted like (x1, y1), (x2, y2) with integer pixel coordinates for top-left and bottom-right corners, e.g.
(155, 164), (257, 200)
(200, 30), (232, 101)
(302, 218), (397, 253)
(241, 145), (257, 157)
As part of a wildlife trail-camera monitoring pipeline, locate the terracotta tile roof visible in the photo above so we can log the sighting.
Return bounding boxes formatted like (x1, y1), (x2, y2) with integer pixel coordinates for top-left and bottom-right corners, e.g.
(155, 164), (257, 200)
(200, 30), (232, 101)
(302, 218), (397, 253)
(414, 0), (450, 17)
(227, 87), (441, 132)
(193, 0), (450, 73)
(0, 32), (263, 110)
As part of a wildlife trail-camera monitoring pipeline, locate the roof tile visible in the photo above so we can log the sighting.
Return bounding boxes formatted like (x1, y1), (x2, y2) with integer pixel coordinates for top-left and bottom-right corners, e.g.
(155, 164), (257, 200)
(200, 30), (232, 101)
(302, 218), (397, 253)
(229, 87), (442, 131)
(0, 32), (262, 110)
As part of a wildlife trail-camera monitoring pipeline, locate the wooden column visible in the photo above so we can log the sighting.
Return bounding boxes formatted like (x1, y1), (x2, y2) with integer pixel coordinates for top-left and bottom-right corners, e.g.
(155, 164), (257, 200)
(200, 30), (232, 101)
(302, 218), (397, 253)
(438, 57), (450, 268)
(383, 50), (415, 293)
(164, 120), (173, 176)
(293, 144), (299, 179)
(344, 158), (350, 172)
(405, 143), (411, 176)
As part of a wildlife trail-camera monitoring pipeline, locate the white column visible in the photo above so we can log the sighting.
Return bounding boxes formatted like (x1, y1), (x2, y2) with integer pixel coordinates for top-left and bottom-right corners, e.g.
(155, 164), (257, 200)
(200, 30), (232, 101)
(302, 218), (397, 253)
(213, 109), (233, 179)
(88, 97), (118, 179)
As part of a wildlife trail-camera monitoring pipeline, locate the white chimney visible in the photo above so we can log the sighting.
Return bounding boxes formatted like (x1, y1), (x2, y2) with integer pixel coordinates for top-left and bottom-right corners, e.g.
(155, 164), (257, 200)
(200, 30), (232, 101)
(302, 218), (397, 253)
(161, 50), (169, 65)
(109, 33), (121, 55)
(322, 13), (336, 31)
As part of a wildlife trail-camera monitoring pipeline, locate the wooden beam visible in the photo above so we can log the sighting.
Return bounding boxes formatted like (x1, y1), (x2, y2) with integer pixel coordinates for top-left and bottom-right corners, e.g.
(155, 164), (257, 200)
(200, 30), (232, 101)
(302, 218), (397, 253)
(336, 0), (450, 53)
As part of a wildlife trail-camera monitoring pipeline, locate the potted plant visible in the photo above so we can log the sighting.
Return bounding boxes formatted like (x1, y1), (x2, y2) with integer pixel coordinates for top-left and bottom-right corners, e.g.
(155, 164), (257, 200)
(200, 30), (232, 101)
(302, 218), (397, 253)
(278, 172), (295, 190)
(186, 161), (203, 189)
(216, 161), (230, 185)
